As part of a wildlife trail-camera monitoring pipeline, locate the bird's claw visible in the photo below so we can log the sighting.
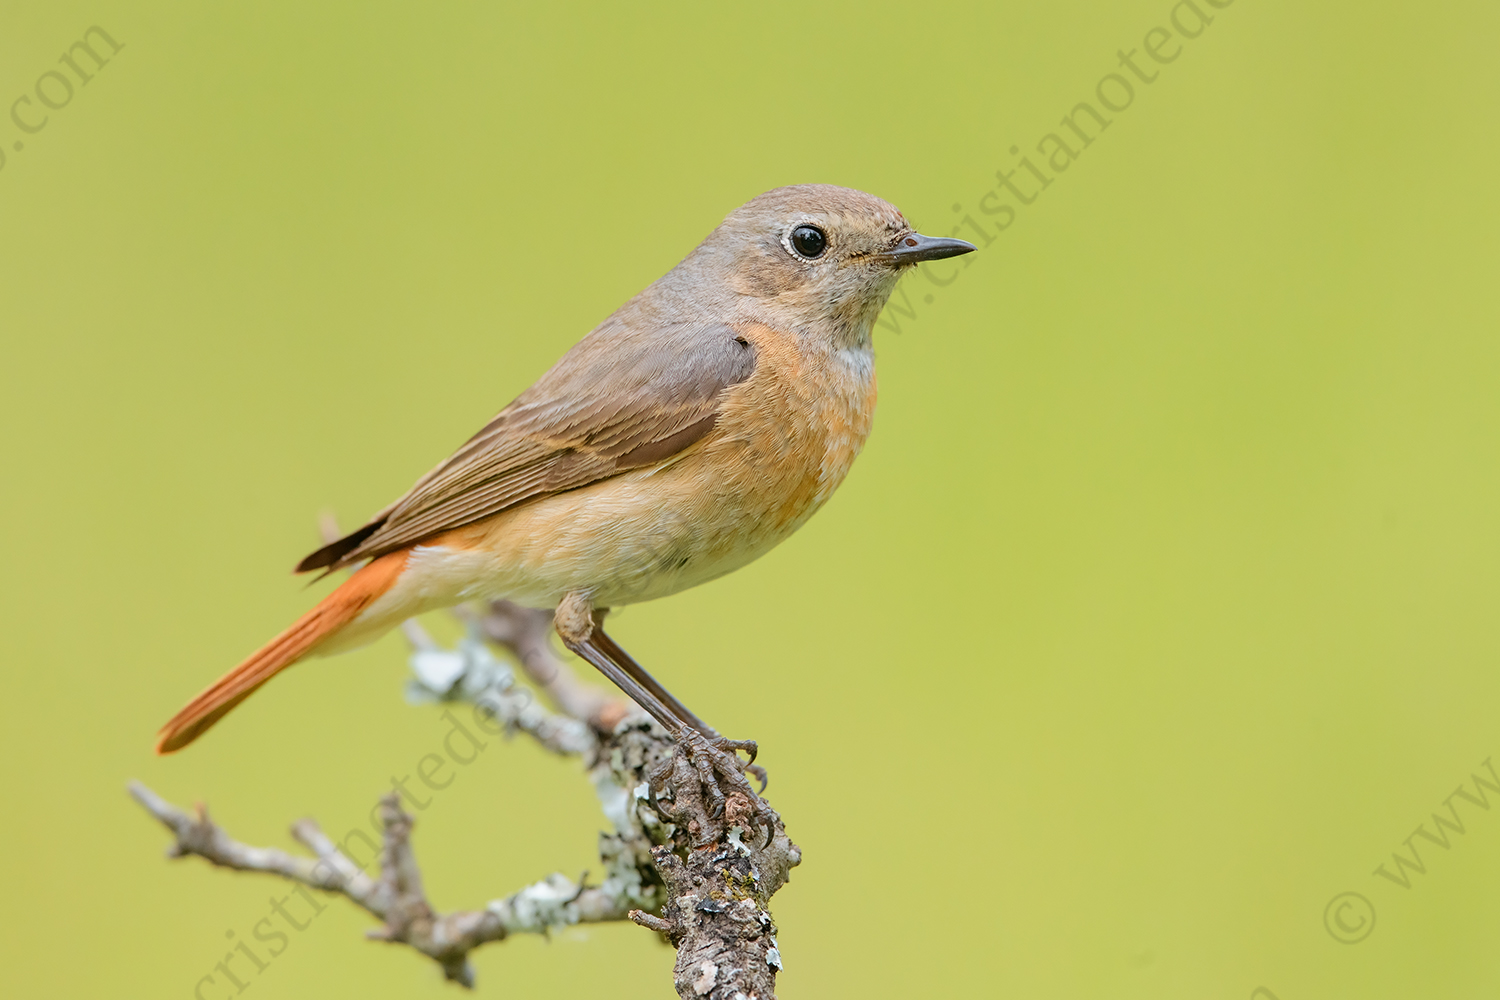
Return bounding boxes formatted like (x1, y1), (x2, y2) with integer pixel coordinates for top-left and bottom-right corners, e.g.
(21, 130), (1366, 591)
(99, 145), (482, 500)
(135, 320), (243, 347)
(676, 730), (774, 826)
(713, 737), (758, 766)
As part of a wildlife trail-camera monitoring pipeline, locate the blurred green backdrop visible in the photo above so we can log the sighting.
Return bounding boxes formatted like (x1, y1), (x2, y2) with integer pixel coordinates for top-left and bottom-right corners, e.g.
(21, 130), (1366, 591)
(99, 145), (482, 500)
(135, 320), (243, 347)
(3, 2), (1498, 997)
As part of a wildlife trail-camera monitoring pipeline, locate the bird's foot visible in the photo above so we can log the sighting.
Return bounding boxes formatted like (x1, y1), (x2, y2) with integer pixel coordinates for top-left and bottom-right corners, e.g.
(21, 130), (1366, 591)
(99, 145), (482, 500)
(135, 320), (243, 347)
(653, 730), (774, 831)
(710, 736), (768, 791)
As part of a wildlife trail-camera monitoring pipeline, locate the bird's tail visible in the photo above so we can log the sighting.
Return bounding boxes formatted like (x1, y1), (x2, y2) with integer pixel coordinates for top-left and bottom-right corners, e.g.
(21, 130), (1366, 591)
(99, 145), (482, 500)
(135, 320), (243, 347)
(155, 551), (408, 754)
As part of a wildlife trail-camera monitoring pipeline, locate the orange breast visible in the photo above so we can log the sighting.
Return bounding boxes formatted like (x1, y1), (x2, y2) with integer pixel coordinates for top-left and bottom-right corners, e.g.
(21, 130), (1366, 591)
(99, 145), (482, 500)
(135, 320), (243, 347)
(703, 322), (877, 537)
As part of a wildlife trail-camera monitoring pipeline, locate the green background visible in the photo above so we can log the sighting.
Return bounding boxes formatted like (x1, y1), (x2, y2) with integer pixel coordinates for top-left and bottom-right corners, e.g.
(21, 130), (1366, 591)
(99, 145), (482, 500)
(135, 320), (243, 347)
(2, 2), (1497, 997)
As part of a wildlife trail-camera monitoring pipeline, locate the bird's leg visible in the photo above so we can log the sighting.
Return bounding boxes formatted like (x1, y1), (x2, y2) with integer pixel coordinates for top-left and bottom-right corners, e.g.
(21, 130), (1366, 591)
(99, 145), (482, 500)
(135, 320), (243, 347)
(591, 626), (720, 738)
(553, 594), (685, 738)
(589, 623), (768, 793)
(553, 593), (769, 816)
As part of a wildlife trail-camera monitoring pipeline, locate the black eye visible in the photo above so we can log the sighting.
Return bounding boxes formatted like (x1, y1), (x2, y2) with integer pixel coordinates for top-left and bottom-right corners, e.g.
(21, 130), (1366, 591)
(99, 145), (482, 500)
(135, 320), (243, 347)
(790, 224), (827, 259)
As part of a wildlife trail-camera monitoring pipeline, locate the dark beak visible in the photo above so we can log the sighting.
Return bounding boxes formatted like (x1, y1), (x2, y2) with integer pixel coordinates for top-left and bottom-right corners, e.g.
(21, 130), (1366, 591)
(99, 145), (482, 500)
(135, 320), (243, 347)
(884, 232), (978, 264)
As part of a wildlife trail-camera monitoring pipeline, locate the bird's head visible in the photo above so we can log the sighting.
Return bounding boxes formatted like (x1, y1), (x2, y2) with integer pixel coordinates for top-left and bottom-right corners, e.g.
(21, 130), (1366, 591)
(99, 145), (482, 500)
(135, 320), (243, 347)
(689, 184), (976, 347)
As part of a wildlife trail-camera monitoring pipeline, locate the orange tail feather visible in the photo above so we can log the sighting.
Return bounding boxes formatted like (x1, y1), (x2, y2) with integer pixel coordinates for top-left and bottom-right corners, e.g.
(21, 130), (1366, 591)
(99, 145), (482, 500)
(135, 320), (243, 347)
(155, 551), (408, 754)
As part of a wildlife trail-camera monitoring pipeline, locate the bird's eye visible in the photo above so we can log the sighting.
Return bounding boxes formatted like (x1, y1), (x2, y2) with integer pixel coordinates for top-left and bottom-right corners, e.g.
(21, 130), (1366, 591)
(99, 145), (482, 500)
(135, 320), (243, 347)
(790, 225), (827, 260)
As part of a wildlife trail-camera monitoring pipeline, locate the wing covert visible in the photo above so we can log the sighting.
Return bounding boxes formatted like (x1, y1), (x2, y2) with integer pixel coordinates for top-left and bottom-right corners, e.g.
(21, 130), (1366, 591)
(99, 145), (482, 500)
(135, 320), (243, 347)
(297, 319), (756, 572)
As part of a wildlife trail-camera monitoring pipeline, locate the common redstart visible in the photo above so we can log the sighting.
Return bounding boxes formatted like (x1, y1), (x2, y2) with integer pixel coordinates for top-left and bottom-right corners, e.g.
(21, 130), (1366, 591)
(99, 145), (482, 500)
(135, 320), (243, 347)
(156, 184), (976, 802)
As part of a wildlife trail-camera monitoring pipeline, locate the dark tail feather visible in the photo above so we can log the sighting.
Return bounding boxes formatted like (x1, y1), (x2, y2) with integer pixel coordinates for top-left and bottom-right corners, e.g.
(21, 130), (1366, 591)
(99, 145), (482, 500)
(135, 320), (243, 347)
(295, 519), (385, 573)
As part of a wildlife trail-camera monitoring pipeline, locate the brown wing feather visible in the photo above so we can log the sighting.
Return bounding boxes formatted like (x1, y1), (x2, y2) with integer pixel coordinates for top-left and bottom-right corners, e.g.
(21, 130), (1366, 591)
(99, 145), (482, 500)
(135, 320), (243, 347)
(298, 319), (757, 573)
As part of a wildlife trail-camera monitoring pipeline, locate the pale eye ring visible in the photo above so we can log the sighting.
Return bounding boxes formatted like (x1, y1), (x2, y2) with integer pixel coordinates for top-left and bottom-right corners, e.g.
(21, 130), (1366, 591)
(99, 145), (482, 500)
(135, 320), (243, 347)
(789, 224), (827, 259)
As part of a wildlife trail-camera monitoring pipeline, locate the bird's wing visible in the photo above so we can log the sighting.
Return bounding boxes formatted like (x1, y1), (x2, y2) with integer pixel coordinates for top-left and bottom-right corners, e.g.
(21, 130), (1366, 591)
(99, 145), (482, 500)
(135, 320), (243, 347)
(298, 319), (758, 572)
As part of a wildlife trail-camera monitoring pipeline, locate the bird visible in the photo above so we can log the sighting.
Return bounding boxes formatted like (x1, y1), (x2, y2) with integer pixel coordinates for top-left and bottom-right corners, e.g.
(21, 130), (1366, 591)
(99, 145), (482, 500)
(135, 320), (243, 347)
(155, 184), (976, 805)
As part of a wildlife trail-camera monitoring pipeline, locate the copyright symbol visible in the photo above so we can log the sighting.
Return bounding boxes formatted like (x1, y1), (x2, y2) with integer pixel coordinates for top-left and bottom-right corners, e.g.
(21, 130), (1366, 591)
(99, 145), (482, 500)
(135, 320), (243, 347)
(1323, 891), (1376, 944)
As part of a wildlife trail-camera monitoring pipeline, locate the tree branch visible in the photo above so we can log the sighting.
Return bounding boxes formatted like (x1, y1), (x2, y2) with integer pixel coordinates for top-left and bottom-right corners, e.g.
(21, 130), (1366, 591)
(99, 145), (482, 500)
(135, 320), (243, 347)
(463, 599), (631, 730)
(132, 600), (800, 997)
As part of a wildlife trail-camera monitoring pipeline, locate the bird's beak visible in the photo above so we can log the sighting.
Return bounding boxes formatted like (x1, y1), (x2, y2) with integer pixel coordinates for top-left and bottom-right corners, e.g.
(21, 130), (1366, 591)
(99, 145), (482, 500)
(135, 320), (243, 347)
(883, 232), (978, 265)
